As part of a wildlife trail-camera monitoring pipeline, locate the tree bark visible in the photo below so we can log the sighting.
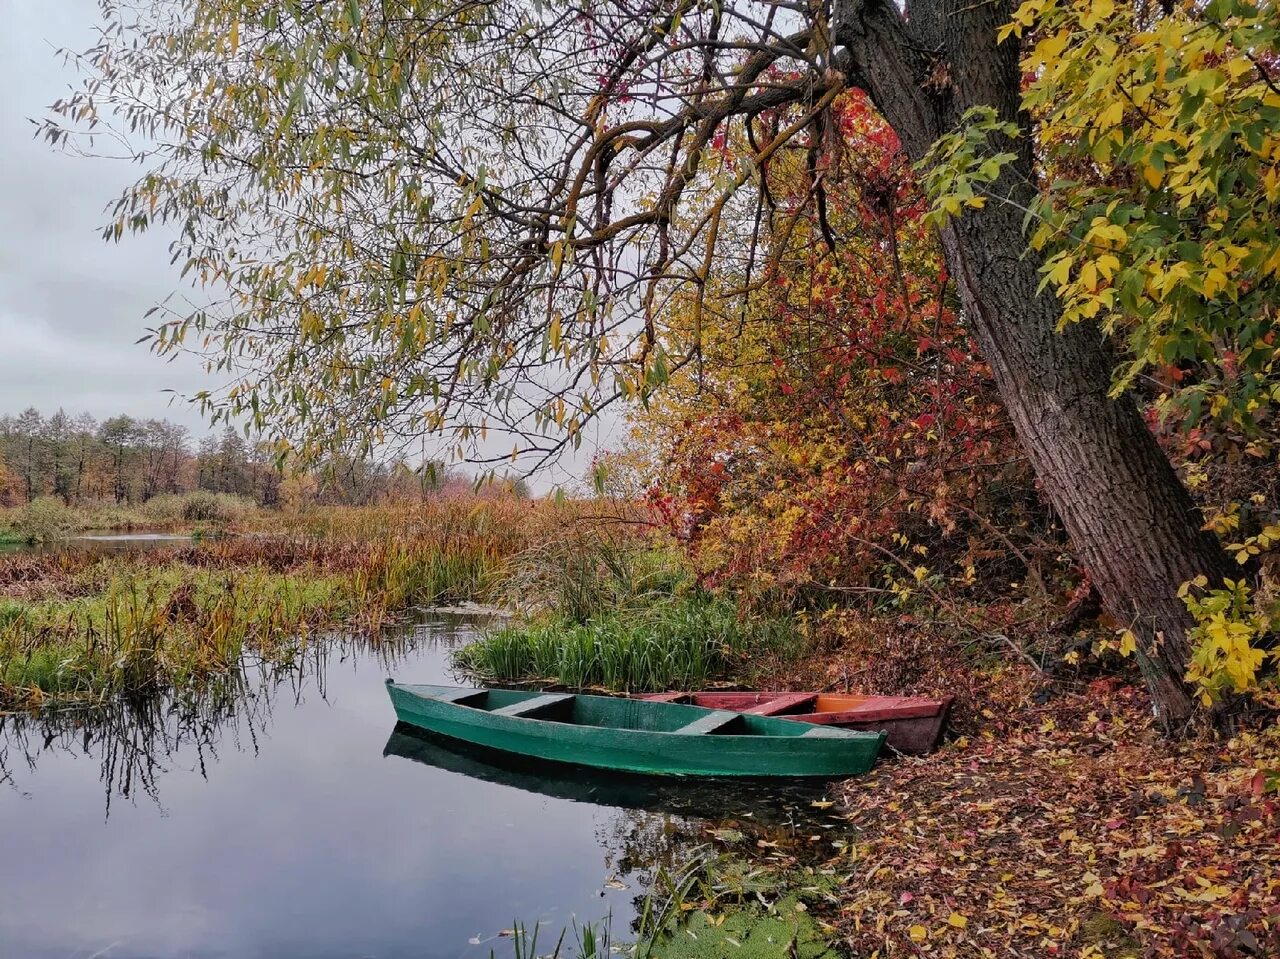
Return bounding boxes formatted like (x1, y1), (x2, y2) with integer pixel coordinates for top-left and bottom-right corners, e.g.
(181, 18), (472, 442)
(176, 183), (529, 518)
(834, 0), (1234, 727)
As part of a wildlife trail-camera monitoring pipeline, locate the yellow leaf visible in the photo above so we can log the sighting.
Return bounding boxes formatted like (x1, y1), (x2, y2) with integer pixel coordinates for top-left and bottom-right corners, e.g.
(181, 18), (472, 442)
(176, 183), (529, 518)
(1118, 629), (1137, 657)
(948, 912), (968, 929)
(1097, 99), (1125, 129)
(909, 925), (928, 943)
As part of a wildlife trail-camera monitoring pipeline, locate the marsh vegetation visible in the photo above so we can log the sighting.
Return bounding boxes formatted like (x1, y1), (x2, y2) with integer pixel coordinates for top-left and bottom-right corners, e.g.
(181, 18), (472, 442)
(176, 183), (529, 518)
(0, 497), (551, 708)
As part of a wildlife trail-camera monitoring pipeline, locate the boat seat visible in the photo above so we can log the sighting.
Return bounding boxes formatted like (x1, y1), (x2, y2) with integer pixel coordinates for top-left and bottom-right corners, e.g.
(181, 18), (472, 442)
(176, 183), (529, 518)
(432, 687), (487, 704)
(741, 693), (817, 716)
(490, 693), (575, 718)
(643, 692), (689, 703)
(674, 710), (740, 735)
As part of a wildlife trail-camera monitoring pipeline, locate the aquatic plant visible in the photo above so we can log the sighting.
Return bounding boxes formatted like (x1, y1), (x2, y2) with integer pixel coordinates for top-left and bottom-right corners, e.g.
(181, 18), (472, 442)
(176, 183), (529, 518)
(491, 916), (617, 959)
(142, 491), (253, 525)
(500, 533), (691, 623)
(454, 596), (797, 692)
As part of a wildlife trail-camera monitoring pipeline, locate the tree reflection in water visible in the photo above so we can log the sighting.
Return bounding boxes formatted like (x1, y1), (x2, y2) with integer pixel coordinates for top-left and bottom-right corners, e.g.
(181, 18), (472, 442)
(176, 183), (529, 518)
(383, 722), (851, 937)
(0, 618), (474, 817)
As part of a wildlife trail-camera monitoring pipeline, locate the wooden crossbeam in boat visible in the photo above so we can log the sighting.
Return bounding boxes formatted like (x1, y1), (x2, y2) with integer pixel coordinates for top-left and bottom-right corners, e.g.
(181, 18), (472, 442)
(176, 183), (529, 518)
(428, 687), (487, 704)
(741, 693), (817, 716)
(674, 710), (740, 735)
(490, 693), (575, 717)
(643, 692), (689, 703)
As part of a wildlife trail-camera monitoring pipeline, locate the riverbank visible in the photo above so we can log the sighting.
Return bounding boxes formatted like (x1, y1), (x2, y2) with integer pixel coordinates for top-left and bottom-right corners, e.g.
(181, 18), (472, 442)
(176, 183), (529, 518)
(4, 497), (1277, 958)
(0, 496), (562, 708)
(828, 676), (1280, 958)
(0, 491), (259, 544)
(663, 636), (1280, 959)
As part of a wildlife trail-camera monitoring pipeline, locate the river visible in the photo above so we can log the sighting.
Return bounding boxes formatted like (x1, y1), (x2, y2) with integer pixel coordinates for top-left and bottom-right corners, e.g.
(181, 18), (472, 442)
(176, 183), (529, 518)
(0, 614), (834, 959)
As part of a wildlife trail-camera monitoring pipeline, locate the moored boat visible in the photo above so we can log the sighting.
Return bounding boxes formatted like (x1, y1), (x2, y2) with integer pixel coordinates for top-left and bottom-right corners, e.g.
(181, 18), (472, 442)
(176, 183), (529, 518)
(385, 681), (885, 778)
(637, 691), (953, 754)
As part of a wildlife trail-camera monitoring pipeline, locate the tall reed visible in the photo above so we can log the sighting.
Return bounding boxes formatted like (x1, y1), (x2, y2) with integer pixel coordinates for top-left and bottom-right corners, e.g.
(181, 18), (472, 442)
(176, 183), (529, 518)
(454, 596), (795, 692)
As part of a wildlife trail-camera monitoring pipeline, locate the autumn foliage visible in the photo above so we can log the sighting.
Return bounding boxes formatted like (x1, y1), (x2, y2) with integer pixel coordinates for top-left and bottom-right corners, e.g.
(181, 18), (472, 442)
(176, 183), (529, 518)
(639, 91), (1050, 610)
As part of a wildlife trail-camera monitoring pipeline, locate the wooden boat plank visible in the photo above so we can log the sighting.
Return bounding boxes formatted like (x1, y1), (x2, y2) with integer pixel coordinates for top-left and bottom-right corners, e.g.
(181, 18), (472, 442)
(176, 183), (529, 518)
(804, 696), (952, 724)
(675, 710), (741, 735)
(685, 692), (781, 711)
(802, 725), (856, 738)
(643, 692), (689, 704)
(491, 692), (575, 717)
(434, 687), (488, 704)
(636, 689), (953, 754)
(742, 693), (818, 716)
(816, 694), (947, 721)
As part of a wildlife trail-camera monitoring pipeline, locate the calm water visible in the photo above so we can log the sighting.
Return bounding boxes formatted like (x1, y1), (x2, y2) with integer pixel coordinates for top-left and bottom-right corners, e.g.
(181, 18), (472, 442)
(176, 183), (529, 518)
(0, 531), (193, 555)
(0, 617), (832, 959)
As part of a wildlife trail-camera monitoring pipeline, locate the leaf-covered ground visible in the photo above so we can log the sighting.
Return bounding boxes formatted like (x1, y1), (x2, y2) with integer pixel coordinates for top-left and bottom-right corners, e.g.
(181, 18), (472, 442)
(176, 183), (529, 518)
(826, 677), (1280, 958)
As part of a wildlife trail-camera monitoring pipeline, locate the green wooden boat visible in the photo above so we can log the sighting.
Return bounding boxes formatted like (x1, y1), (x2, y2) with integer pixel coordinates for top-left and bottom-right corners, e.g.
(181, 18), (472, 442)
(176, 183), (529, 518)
(385, 681), (886, 777)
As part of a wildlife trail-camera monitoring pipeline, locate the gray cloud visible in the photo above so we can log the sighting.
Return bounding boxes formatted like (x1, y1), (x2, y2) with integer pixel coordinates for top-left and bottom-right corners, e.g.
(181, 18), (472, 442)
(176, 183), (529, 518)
(0, 0), (221, 433)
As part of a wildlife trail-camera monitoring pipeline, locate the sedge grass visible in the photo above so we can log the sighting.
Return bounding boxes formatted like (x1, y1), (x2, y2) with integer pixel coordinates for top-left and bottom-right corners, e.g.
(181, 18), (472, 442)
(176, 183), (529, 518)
(454, 596), (797, 693)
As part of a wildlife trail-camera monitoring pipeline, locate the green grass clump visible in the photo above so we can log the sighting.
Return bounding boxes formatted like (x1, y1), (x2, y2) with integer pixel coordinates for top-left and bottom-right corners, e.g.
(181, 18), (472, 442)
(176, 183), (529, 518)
(11, 497), (74, 544)
(500, 535), (693, 623)
(454, 596), (796, 692)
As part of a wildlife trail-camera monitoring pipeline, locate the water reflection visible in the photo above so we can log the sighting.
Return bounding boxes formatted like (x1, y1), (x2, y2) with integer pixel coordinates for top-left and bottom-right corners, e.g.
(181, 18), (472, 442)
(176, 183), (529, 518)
(0, 616), (840, 959)
(0, 624), (465, 818)
(0, 531), (194, 557)
(385, 725), (827, 829)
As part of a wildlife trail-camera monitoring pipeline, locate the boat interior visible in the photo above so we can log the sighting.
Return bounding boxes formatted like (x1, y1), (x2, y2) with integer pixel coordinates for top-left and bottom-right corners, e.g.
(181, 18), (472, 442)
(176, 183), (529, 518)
(653, 691), (946, 720)
(427, 687), (821, 736)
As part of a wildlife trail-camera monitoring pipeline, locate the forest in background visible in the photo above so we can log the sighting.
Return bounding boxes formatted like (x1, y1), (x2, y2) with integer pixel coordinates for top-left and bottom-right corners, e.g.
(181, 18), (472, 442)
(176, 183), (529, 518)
(0, 407), (474, 509)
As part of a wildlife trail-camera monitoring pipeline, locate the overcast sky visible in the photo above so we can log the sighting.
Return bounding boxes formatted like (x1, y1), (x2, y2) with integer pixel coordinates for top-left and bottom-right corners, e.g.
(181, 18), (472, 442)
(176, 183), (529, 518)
(0, 1), (612, 489)
(0, 0), (218, 434)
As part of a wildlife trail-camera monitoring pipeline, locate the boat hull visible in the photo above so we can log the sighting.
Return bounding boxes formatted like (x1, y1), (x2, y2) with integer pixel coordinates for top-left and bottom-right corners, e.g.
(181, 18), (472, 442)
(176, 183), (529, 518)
(638, 691), (953, 754)
(386, 682), (885, 778)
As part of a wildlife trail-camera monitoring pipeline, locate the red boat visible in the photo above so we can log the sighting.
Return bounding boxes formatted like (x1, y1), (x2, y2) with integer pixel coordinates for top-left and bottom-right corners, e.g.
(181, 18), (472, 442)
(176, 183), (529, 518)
(637, 691), (953, 755)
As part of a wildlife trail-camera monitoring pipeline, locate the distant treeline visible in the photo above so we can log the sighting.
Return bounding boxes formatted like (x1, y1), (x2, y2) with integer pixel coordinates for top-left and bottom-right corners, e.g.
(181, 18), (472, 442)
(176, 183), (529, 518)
(0, 408), (474, 508)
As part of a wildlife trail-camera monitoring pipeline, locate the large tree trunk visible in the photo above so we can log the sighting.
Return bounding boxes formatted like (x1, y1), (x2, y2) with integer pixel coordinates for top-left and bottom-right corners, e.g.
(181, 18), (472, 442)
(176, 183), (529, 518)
(835, 0), (1234, 727)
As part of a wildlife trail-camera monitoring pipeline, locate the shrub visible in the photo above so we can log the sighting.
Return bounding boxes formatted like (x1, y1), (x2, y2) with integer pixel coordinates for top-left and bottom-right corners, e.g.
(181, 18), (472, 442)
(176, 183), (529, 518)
(170, 491), (251, 524)
(499, 535), (691, 622)
(140, 494), (188, 526)
(14, 497), (73, 544)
